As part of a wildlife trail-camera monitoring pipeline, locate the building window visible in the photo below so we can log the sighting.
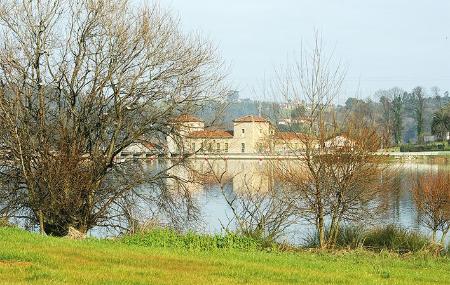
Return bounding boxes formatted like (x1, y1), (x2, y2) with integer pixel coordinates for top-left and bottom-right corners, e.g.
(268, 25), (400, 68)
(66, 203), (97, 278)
(208, 143), (212, 152)
(192, 143), (195, 151)
(241, 143), (245, 153)
(225, 143), (229, 153)
(216, 143), (220, 152)
(241, 129), (245, 134)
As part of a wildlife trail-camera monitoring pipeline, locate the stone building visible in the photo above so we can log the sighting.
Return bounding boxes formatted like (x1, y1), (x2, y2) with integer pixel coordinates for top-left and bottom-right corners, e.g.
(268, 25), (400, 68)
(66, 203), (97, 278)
(273, 132), (307, 155)
(116, 141), (158, 162)
(167, 114), (205, 156)
(170, 114), (308, 156)
(229, 115), (274, 154)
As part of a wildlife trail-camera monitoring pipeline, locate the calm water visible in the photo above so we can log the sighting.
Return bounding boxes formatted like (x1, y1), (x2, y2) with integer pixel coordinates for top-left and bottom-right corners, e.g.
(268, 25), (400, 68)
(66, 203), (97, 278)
(166, 159), (450, 245)
(90, 158), (449, 244)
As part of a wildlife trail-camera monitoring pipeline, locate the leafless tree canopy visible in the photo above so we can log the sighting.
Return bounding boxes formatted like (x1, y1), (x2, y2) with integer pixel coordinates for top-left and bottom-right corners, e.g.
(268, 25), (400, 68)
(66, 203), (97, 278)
(201, 160), (297, 245)
(413, 171), (450, 245)
(222, 175), (297, 245)
(0, 0), (226, 236)
(271, 33), (390, 248)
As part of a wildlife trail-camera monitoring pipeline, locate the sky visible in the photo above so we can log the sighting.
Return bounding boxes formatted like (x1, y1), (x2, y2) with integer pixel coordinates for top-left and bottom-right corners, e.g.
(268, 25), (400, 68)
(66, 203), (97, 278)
(143, 0), (450, 103)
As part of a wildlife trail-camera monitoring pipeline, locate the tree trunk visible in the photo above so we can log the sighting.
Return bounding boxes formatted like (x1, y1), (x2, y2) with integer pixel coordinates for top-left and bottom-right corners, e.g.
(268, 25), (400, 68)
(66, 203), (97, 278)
(440, 227), (449, 246)
(328, 219), (340, 249)
(317, 203), (325, 248)
(431, 229), (437, 243)
(38, 210), (45, 235)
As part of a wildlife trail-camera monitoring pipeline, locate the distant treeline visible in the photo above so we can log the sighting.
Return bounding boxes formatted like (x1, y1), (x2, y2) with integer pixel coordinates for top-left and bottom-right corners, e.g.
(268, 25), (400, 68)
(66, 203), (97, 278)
(200, 86), (450, 146)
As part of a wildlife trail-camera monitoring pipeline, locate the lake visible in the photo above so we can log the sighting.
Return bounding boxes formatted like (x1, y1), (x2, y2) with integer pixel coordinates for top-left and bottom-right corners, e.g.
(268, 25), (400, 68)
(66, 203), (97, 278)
(89, 157), (449, 244)
(162, 158), (450, 245)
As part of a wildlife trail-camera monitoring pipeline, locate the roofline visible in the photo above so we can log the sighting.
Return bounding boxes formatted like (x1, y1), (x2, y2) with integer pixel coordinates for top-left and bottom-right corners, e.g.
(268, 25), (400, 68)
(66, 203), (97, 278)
(232, 115), (270, 123)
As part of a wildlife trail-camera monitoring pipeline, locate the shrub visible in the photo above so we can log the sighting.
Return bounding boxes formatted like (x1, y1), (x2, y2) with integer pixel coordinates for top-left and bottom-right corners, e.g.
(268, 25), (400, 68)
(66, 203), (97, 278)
(120, 228), (265, 251)
(334, 225), (367, 249)
(304, 224), (435, 254)
(363, 225), (430, 253)
(413, 171), (450, 245)
(400, 144), (446, 152)
(0, 218), (14, 228)
(303, 225), (366, 249)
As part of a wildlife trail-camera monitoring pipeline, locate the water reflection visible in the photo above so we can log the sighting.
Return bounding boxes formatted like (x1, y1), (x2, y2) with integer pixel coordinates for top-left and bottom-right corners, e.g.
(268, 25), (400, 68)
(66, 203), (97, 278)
(165, 159), (449, 244)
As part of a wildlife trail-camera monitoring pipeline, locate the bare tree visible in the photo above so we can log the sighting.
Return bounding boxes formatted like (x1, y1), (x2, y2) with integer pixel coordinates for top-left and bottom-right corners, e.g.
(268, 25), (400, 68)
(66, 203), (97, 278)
(411, 87), (426, 144)
(376, 88), (404, 146)
(431, 86), (442, 109)
(0, 0), (226, 236)
(222, 174), (297, 246)
(378, 94), (393, 148)
(200, 159), (297, 246)
(413, 171), (450, 245)
(391, 89), (405, 145)
(272, 33), (390, 248)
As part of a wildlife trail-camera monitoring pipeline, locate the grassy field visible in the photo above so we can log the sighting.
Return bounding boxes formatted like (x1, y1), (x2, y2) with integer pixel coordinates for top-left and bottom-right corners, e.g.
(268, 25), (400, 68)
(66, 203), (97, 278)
(0, 228), (449, 285)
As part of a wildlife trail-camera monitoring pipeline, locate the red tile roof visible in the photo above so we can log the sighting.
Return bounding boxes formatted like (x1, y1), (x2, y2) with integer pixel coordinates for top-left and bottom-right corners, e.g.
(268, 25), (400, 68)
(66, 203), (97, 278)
(172, 114), (203, 123)
(134, 140), (158, 149)
(233, 115), (268, 123)
(275, 132), (309, 140)
(142, 142), (157, 149)
(188, 130), (233, 139)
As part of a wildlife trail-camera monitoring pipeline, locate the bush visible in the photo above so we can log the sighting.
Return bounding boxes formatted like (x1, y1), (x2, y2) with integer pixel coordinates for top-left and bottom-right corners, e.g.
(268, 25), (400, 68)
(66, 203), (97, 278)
(303, 225), (366, 249)
(0, 218), (14, 228)
(335, 225), (367, 249)
(304, 224), (434, 254)
(363, 225), (430, 253)
(122, 226), (444, 255)
(400, 144), (446, 152)
(120, 228), (266, 251)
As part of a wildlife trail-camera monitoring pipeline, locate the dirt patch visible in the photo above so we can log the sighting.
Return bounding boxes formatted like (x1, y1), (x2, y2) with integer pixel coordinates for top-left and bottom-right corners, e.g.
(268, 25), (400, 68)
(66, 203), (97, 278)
(0, 260), (32, 267)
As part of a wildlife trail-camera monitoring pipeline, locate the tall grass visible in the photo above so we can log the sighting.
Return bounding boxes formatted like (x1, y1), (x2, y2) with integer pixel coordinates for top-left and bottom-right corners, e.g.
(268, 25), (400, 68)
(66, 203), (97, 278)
(120, 228), (267, 251)
(304, 224), (435, 254)
(128, 225), (445, 255)
(304, 225), (366, 249)
(363, 225), (431, 253)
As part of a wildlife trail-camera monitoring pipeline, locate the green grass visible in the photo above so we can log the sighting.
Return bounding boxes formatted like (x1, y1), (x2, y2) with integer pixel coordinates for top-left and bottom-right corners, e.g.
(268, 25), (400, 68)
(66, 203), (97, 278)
(0, 227), (449, 284)
(121, 228), (265, 251)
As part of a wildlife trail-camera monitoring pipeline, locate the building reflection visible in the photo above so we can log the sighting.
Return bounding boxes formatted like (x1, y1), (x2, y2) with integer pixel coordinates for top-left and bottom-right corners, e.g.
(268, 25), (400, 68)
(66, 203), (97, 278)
(166, 159), (274, 194)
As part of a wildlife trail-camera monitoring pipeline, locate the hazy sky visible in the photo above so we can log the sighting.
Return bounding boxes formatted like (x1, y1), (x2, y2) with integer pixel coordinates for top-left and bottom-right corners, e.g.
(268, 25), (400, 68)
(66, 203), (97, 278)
(151, 0), (450, 103)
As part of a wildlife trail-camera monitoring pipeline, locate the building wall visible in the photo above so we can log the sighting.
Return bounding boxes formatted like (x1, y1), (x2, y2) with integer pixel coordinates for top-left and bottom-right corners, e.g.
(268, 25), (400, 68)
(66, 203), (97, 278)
(171, 118), (316, 156)
(231, 121), (272, 154)
(186, 137), (233, 154)
(168, 121), (205, 155)
(117, 142), (155, 160)
(273, 139), (305, 155)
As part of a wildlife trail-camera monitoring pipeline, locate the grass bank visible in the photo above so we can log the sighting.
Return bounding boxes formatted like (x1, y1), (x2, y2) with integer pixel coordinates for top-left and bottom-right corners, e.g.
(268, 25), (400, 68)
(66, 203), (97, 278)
(0, 227), (449, 285)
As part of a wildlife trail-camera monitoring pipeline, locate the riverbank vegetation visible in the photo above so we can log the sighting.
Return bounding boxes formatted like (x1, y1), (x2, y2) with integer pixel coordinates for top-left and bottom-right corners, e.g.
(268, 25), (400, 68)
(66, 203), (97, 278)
(125, 226), (449, 255)
(413, 171), (450, 244)
(400, 143), (450, 152)
(0, 227), (449, 285)
(0, 2), (449, 284)
(0, 0), (226, 237)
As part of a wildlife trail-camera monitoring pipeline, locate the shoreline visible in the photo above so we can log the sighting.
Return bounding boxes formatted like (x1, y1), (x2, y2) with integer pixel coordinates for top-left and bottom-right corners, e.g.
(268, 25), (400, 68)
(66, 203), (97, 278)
(167, 151), (450, 161)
